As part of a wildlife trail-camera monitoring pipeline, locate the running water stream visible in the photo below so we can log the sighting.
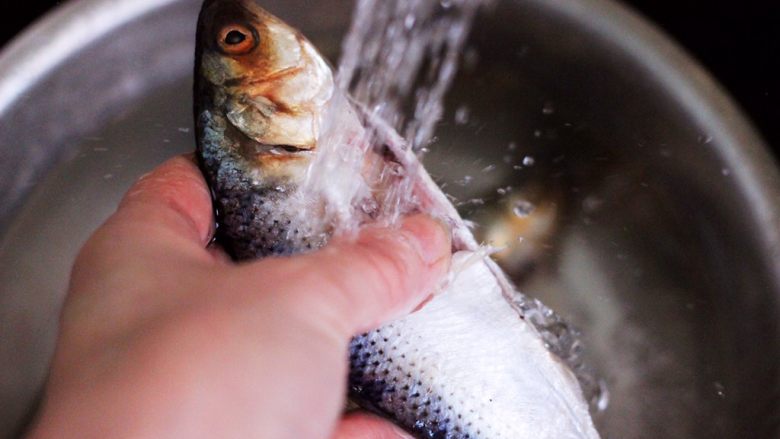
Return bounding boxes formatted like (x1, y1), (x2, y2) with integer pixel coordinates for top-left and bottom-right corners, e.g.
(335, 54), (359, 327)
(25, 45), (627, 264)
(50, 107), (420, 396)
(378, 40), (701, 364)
(336, 0), (492, 151)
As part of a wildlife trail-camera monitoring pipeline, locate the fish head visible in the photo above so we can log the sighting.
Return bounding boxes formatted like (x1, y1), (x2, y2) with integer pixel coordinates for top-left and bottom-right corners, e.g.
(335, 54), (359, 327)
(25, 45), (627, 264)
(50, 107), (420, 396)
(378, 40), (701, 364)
(194, 0), (336, 258)
(195, 0), (334, 185)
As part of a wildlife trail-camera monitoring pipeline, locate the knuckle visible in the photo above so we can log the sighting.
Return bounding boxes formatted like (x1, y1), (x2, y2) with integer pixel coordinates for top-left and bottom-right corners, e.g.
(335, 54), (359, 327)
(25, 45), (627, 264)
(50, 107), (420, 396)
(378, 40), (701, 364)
(354, 232), (419, 305)
(270, 229), (428, 336)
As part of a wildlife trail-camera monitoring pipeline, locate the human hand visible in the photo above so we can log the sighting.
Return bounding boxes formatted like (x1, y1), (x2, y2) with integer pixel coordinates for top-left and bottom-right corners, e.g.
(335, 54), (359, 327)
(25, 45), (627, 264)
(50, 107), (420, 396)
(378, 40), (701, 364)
(27, 155), (451, 439)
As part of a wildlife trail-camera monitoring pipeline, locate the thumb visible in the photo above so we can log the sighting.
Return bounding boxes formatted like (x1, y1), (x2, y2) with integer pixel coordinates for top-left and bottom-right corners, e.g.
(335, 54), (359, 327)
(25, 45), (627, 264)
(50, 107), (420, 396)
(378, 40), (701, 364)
(240, 214), (452, 337)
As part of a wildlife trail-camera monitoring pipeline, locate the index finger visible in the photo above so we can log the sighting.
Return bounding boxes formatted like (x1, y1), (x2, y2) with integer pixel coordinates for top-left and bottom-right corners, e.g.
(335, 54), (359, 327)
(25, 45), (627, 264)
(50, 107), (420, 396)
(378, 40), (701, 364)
(116, 154), (214, 246)
(74, 155), (215, 276)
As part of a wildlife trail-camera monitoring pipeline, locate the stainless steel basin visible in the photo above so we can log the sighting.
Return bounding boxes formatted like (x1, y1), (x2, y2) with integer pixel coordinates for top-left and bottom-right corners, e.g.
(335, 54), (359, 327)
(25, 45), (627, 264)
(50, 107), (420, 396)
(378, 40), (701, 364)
(1, 0), (778, 437)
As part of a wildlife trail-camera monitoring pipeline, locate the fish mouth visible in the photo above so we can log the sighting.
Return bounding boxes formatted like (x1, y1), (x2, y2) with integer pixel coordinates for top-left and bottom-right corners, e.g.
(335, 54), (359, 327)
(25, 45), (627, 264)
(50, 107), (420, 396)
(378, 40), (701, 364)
(246, 139), (315, 166)
(253, 142), (313, 156)
(225, 117), (315, 159)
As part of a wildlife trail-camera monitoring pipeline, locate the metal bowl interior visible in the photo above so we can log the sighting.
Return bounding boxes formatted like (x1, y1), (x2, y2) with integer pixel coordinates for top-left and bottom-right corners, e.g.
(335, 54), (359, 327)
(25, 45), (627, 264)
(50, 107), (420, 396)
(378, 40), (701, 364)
(0, 0), (778, 437)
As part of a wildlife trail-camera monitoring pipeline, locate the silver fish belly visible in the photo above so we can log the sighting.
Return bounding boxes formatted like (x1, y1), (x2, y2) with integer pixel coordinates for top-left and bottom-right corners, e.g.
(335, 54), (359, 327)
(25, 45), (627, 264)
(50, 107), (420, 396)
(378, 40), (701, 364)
(350, 252), (597, 438)
(194, 1), (600, 437)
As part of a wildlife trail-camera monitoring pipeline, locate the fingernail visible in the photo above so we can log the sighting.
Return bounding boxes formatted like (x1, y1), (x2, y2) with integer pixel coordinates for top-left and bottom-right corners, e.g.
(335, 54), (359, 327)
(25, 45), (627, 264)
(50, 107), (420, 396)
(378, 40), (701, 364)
(412, 293), (435, 313)
(400, 215), (451, 265)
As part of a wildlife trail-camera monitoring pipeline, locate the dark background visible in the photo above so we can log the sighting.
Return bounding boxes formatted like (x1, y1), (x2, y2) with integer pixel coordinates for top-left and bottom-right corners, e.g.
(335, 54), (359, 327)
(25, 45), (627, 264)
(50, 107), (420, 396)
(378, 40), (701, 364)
(1, 0), (778, 155)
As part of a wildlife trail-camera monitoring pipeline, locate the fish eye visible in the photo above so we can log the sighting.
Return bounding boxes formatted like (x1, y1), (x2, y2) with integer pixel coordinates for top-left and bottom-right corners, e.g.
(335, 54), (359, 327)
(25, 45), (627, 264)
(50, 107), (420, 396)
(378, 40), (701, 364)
(218, 24), (257, 55)
(225, 30), (246, 45)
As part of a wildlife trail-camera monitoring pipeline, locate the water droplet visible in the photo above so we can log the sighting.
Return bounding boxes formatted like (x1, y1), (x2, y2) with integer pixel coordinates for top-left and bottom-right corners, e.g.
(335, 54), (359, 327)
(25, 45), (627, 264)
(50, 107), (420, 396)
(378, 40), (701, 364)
(404, 14), (416, 29)
(513, 200), (535, 218)
(533, 130), (542, 138)
(507, 142), (518, 151)
(721, 168), (731, 176)
(582, 196), (603, 213)
(714, 382), (726, 398)
(103, 174), (114, 180)
(481, 164), (496, 173)
(177, 127), (190, 133)
(454, 105), (470, 125)
(440, 0), (453, 8)
(522, 156), (536, 167)
(595, 380), (610, 412)
(542, 101), (555, 115)
(497, 186), (512, 196)
(456, 175), (474, 186)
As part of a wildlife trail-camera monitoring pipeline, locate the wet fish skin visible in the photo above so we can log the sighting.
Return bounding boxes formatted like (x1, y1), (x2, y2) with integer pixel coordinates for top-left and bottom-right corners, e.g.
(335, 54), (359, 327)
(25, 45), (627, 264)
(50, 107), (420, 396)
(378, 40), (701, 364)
(194, 1), (600, 438)
(195, 0), (333, 258)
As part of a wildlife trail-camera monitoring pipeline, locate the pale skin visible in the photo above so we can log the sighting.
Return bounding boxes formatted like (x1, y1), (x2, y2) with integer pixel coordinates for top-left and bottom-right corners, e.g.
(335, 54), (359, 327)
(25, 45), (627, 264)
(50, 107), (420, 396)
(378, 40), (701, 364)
(27, 155), (452, 439)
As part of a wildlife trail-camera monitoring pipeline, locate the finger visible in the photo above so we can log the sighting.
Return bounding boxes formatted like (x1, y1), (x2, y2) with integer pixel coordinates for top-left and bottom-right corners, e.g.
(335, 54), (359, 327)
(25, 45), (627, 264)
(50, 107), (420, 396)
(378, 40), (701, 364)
(115, 154), (214, 246)
(246, 214), (451, 337)
(79, 155), (214, 264)
(70, 154), (215, 303)
(332, 413), (413, 439)
(63, 155), (216, 354)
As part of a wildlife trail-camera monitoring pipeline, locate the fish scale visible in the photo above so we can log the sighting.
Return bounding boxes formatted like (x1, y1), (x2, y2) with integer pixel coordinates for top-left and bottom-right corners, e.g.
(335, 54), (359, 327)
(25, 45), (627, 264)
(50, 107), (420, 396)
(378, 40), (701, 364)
(194, 0), (600, 437)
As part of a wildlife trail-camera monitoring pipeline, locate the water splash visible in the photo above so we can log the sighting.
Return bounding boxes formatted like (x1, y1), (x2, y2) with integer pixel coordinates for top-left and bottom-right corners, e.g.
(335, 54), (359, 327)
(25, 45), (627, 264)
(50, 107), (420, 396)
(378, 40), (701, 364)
(302, 0), (493, 233)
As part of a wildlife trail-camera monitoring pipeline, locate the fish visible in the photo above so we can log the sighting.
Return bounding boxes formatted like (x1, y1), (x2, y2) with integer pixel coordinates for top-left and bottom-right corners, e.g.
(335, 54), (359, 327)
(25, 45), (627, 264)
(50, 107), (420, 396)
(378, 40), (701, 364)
(194, 1), (601, 438)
